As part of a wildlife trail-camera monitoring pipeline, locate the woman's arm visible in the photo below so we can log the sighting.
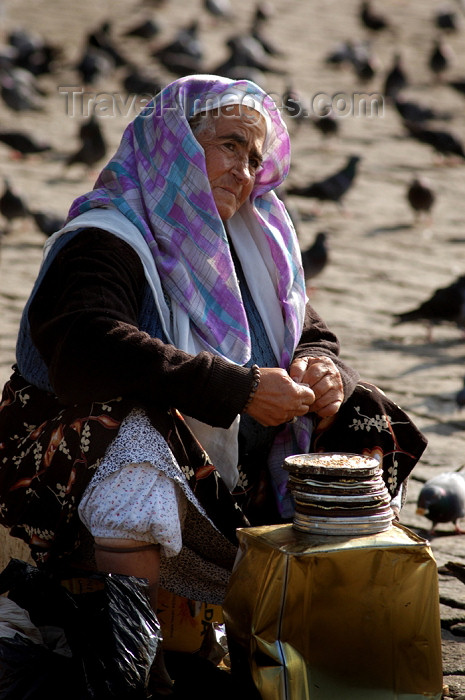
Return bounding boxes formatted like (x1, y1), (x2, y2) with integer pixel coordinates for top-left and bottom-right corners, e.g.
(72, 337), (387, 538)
(28, 228), (252, 427)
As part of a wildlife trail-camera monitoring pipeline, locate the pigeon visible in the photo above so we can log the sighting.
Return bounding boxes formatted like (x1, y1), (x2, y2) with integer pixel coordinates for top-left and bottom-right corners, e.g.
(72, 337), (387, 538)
(74, 46), (114, 84)
(66, 115), (107, 169)
(286, 155), (361, 209)
(204, 0), (233, 20)
(393, 96), (452, 123)
(360, 1), (390, 31)
(301, 231), (329, 284)
(444, 561), (465, 584)
(0, 178), (29, 233)
(393, 274), (465, 340)
(282, 84), (308, 128)
(455, 377), (465, 410)
(7, 28), (61, 76)
(213, 34), (284, 76)
(435, 8), (460, 32)
(87, 20), (129, 68)
(0, 130), (52, 157)
(253, 1), (274, 24)
(404, 122), (465, 161)
(31, 210), (65, 237)
(311, 111), (339, 139)
(428, 37), (453, 79)
(406, 177), (436, 222)
(416, 471), (465, 534)
(123, 18), (161, 39)
(383, 54), (408, 100)
(151, 21), (204, 76)
(325, 40), (356, 67)
(0, 65), (45, 111)
(449, 79), (465, 99)
(121, 66), (162, 96)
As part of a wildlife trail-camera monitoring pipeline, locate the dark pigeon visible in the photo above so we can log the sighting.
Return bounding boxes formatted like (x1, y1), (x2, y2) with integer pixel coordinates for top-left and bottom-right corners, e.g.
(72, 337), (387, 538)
(445, 561), (465, 584)
(87, 20), (129, 68)
(404, 122), (465, 160)
(455, 377), (465, 410)
(360, 1), (390, 31)
(152, 21), (204, 76)
(301, 231), (329, 284)
(122, 67), (163, 96)
(429, 38), (453, 78)
(74, 46), (114, 84)
(449, 79), (465, 97)
(383, 54), (408, 100)
(66, 115), (107, 169)
(393, 274), (465, 340)
(393, 96), (452, 123)
(435, 9), (460, 32)
(0, 130), (51, 157)
(31, 210), (65, 237)
(416, 471), (465, 534)
(123, 18), (161, 40)
(286, 155), (361, 208)
(0, 178), (29, 233)
(406, 177), (435, 222)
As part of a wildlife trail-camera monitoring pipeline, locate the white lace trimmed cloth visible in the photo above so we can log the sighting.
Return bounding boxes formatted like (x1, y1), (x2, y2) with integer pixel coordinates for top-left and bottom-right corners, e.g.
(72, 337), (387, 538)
(78, 408), (188, 557)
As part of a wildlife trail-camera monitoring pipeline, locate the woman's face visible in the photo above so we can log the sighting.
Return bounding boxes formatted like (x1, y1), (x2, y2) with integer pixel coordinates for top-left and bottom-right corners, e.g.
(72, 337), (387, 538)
(195, 105), (266, 221)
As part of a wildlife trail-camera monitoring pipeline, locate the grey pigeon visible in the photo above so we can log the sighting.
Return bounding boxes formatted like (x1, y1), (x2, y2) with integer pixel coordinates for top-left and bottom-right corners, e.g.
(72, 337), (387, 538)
(0, 65), (44, 111)
(286, 155), (361, 208)
(393, 274), (465, 340)
(416, 471), (465, 534)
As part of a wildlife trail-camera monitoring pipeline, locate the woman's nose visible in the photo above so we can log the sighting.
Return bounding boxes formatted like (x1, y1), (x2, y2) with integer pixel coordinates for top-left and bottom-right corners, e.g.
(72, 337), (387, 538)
(232, 156), (252, 182)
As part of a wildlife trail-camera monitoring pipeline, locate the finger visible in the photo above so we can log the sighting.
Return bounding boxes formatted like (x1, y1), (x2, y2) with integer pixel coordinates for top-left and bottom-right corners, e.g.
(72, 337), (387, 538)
(289, 358), (308, 383)
(311, 390), (343, 417)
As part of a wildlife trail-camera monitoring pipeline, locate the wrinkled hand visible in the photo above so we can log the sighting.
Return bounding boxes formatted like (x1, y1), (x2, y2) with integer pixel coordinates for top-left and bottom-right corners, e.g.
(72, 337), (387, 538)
(244, 367), (316, 427)
(289, 356), (343, 417)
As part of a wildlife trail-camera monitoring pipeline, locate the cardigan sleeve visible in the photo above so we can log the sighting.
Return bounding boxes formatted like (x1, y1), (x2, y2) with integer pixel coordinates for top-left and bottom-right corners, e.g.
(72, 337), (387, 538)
(293, 301), (360, 402)
(28, 228), (253, 428)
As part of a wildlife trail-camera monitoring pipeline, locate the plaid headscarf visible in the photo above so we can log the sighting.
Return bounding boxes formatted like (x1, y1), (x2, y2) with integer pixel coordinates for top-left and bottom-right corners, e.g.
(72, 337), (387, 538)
(67, 74), (306, 368)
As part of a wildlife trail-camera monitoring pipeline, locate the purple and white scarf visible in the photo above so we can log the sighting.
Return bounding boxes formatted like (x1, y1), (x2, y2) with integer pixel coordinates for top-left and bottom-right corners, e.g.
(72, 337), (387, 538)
(66, 74), (306, 369)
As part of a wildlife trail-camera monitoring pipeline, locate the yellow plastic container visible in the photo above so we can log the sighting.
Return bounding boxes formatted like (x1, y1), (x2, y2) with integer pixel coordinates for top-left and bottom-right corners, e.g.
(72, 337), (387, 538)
(223, 522), (443, 700)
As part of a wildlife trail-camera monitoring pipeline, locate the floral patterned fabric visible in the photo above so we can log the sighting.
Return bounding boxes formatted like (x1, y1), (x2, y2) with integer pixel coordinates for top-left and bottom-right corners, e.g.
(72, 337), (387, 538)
(0, 369), (426, 584)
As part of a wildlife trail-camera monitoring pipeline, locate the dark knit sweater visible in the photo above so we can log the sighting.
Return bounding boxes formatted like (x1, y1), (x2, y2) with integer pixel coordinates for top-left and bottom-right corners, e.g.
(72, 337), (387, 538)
(27, 228), (359, 428)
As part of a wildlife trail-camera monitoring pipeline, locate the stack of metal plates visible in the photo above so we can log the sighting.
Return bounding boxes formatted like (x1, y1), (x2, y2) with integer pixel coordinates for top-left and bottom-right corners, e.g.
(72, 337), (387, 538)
(283, 453), (395, 536)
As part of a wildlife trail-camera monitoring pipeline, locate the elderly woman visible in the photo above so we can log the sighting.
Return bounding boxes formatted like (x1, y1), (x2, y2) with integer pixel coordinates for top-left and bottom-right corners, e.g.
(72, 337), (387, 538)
(0, 75), (425, 688)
